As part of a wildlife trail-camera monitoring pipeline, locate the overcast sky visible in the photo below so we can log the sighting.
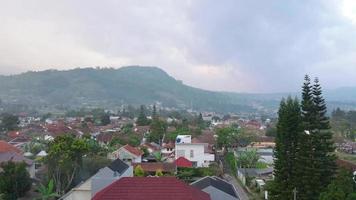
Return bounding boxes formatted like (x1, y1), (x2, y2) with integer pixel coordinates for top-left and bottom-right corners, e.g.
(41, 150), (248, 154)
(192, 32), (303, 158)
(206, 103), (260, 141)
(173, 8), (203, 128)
(1, 0), (356, 92)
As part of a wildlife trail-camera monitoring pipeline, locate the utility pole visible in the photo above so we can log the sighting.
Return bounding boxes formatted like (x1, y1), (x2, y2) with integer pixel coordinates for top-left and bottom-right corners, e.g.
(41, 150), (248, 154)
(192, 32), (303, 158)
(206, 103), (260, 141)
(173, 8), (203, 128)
(293, 187), (297, 200)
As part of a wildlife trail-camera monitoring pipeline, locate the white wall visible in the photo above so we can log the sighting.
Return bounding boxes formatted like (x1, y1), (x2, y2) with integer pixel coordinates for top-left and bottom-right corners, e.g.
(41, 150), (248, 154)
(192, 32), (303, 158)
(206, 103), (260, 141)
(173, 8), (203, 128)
(175, 143), (214, 167)
(27, 164), (35, 178)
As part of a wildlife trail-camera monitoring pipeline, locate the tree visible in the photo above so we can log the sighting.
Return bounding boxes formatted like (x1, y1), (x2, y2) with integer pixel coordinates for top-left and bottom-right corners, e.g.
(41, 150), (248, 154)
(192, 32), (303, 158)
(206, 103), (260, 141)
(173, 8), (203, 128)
(0, 113), (19, 131)
(149, 112), (167, 144)
(265, 126), (277, 137)
(295, 75), (316, 200)
(153, 152), (163, 162)
(47, 135), (89, 194)
(295, 75), (336, 200)
(216, 127), (237, 150)
(136, 105), (149, 126)
(0, 161), (32, 199)
(152, 105), (158, 120)
(270, 76), (336, 200)
(269, 97), (302, 200)
(128, 135), (140, 147)
(216, 127), (252, 151)
(155, 169), (163, 177)
(319, 169), (356, 200)
(134, 165), (145, 177)
(36, 180), (59, 200)
(236, 149), (260, 168)
(196, 113), (206, 129)
(100, 114), (111, 126)
(312, 77), (336, 189)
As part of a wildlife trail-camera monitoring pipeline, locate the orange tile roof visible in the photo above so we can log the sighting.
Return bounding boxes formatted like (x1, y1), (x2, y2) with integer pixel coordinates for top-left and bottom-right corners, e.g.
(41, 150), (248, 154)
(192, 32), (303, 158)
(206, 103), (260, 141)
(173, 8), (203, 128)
(0, 140), (21, 154)
(123, 144), (144, 157)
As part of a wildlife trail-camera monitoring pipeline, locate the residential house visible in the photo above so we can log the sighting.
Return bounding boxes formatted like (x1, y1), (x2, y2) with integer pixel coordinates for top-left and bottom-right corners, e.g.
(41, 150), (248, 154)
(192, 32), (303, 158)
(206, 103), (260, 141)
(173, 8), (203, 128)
(175, 135), (215, 167)
(191, 176), (239, 200)
(61, 158), (133, 200)
(237, 168), (274, 186)
(141, 142), (160, 154)
(0, 140), (35, 178)
(161, 142), (175, 155)
(110, 144), (143, 163)
(92, 177), (211, 200)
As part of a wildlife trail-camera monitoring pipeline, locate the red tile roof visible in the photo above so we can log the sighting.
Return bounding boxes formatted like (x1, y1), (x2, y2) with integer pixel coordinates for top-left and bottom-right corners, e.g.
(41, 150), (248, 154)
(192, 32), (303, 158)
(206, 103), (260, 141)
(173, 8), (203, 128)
(175, 157), (193, 168)
(96, 133), (113, 143)
(0, 140), (21, 154)
(7, 131), (23, 139)
(122, 144), (144, 157)
(92, 177), (211, 200)
(132, 162), (176, 173)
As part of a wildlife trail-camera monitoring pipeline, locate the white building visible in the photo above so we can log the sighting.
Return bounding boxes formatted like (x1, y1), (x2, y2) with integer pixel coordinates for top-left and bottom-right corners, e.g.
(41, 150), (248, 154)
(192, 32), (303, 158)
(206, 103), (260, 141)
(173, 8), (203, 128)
(175, 135), (215, 167)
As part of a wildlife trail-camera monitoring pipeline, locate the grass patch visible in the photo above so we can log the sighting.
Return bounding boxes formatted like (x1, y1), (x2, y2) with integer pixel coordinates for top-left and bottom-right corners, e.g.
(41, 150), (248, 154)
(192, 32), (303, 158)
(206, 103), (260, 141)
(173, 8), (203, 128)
(256, 161), (268, 169)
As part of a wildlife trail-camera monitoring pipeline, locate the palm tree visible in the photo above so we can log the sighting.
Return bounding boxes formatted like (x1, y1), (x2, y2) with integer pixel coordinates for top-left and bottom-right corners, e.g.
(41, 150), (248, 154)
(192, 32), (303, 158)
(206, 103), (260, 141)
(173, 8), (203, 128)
(36, 180), (59, 200)
(237, 149), (260, 168)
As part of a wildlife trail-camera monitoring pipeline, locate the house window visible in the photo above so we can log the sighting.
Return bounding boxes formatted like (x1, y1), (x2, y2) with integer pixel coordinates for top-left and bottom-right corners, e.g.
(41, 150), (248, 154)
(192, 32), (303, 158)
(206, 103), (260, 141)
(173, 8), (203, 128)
(177, 150), (185, 157)
(190, 150), (194, 158)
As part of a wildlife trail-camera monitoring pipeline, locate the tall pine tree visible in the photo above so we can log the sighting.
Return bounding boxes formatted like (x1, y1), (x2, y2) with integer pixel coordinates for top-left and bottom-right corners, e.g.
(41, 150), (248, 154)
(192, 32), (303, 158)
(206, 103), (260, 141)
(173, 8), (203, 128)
(312, 77), (336, 193)
(295, 75), (336, 200)
(136, 105), (149, 126)
(296, 75), (317, 200)
(271, 75), (336, 200)
(269, 97), (302, 200)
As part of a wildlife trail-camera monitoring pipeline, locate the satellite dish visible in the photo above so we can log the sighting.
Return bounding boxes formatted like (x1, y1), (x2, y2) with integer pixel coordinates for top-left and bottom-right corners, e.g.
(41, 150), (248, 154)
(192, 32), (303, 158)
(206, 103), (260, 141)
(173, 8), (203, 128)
(304, 130), (311, 135)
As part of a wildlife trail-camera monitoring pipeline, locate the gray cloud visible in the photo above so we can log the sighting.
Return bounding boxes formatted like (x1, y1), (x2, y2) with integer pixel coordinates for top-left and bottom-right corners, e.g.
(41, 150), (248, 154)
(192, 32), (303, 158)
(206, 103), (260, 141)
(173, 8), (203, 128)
(0, 0), (355, 92)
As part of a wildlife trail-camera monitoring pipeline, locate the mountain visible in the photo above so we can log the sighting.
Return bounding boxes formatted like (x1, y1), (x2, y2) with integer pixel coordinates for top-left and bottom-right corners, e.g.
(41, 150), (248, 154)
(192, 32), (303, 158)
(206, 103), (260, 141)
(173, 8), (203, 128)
(0, 66), (354, 114)
(0, 67), (256, 113)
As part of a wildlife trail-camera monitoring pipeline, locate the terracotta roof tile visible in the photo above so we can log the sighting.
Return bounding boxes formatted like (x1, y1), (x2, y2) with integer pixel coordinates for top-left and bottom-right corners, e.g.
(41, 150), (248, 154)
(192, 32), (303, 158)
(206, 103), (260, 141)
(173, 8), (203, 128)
(0, 140), (21, 154)
(122, 144), (144, 157)
(92, 177), (211, 200)
(175, 157), (193, 168)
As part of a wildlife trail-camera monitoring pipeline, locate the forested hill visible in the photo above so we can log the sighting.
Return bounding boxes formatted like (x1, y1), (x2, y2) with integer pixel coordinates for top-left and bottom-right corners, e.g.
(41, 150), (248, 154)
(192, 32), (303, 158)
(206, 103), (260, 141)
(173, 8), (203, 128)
(0, 66), (354, 113)
(0, 66), (258, 112)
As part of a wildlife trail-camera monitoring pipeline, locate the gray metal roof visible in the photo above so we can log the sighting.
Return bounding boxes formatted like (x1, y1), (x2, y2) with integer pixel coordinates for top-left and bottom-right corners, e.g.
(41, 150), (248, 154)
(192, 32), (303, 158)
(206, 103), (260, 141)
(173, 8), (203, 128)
(191, 176), (238, 198)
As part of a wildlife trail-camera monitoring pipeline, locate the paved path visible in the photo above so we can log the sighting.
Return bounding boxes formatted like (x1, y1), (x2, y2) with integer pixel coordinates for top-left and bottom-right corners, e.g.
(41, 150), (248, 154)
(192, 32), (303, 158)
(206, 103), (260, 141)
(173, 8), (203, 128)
(216, 152), (250, 200)
(223, 174), (250, 200)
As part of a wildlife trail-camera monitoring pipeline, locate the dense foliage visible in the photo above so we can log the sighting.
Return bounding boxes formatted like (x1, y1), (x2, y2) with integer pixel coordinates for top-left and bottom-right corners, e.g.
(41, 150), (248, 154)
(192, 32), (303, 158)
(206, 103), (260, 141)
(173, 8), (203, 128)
(269, 97), (301, 199)
(319, 169), (356, 200)
(46, 135), (89, 194)
(0, 113), (19, 131)
(0, 161), (32, 200)
(269, 76), (336, 200)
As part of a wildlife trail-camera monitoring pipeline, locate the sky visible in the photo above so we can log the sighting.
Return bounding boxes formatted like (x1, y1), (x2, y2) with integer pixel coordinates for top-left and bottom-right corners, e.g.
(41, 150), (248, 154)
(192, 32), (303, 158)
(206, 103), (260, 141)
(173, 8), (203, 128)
(0, 0), (356, 93)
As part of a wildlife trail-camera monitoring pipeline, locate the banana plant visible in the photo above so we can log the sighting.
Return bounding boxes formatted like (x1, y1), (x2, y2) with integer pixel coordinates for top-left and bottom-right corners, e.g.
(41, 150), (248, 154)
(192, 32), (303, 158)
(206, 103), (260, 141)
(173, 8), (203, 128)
(36, 180), (59, 200)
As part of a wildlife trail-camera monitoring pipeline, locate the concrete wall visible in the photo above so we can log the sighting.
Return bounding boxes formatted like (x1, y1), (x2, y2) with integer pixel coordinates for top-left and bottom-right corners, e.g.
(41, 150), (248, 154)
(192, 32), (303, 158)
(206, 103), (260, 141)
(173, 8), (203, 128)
(175, 143), (214, 167)
(27, 163), (35, 178)
(62, 166), (134, 200)
(62, 179), (91, 200)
